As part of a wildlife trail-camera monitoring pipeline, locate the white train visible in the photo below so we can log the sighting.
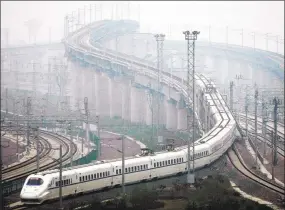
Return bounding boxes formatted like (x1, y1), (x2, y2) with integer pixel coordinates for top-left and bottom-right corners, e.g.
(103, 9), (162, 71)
(20, 20), (237, 204)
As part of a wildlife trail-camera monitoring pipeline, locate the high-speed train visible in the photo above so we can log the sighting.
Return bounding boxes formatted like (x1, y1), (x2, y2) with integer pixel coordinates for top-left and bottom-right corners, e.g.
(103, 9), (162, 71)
(20, 20), (236, 204)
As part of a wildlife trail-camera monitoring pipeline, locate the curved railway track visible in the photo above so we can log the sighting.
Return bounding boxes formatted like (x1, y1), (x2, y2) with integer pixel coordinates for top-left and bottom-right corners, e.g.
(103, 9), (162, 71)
(2, 136), (51, 176)
(2, 136), (51, 180)
(239, 114), (284, 140)
(3, 131), (77, 183)
(2, 130), (78, 201)
(246, 130), (285, 157)
(228, 145), (285, 196)
(239, 115), (284, 154)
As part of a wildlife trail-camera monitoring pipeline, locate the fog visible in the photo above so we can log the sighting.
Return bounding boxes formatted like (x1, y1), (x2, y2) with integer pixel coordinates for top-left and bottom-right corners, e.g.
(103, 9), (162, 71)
(1, 1), (284, 52)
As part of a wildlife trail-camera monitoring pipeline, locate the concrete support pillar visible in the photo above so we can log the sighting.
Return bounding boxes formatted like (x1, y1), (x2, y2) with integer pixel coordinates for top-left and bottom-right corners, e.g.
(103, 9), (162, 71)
(97, 74), (110, 116)
(159, 96), (166, 127)
(130, 86), (139, 122)
(122, 81), (131, 121)
(111, 79), (123, 118)
(91, 72), (99, 113)
(165, 100), (177, 130)
(177, 107), (187, 131)
(145, 90), (153, 126)
(137, 89), (147, 124)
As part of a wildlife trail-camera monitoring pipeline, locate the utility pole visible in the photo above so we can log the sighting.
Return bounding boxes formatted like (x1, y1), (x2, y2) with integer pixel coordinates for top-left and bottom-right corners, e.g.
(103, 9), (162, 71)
(270, 130), (275, 180)
(272, 97), (278, 166)
(230, 81), (234, 112)
(84, 97), (90, 154)
(254, 86), (258, 166)
(27, 97), (31, 148)
(245, 92), (249, 137)
(35, 126), (40, 173)
(69, 122), (73, 166)
(95, 115), (100, 157)
(16, 101), (19, 155)
(154, 34), (165, 143)
(121, 134), (125, 195)
(59, 145), (63, 210)
(262, 99), (268, 158)
(183, 30), (200, 184)
(5, 88), (8, 115)
(147, 82), (154, 149)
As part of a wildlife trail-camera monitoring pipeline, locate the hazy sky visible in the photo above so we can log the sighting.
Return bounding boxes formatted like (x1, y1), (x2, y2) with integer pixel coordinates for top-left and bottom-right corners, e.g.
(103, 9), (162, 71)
(1, 1), (284, 48)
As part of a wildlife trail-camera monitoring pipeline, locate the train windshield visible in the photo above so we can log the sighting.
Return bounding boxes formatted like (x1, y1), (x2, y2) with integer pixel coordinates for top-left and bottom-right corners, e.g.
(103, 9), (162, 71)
(27, 177), (44, 186)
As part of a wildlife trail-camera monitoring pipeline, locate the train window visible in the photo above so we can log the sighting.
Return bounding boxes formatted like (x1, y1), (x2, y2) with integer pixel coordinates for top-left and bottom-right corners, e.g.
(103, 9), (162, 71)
(80, 177), (82, 182)
(27, 177), (44, 186)
(154, 163), (156, 167)
(100, 172), (102, 178)
(125, 168), (127, 173)
(171, 160), (173, 164)
(145, 165), (148, 169)
(119, 169), (122, 174)
(103, 172), (105, 177)
(131, 167), (134, 171)
(182, 158), (184, 162)
(88, 175), (90, 180)
(174, 159), (176, 164)
(82, 177), (85, 182)
(91, 174), (93, 179)
(108, 171), (110, 176)
(168, 160), (170, 165)
(116, 170), (118, 175)
(140, 165), (143, 170)
(94, 174), (96, 179)
(56, 181), (59, 187)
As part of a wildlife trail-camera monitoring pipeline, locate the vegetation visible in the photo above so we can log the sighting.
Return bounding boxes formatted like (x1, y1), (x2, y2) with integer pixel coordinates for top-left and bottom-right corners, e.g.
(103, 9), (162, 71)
(97, 116), (189, 150)
(69, 175), (273, 210)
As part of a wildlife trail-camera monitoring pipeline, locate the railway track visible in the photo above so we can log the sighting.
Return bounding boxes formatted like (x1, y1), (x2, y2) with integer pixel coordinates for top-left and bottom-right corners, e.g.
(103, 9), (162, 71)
(239, 114), (284, 140)
(2, 136), (51, 180)
(246, 130), (285, 158)
(227, 145), (285, 196)
(238, 116), (284, 156)
(2, 130), (78, 197)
